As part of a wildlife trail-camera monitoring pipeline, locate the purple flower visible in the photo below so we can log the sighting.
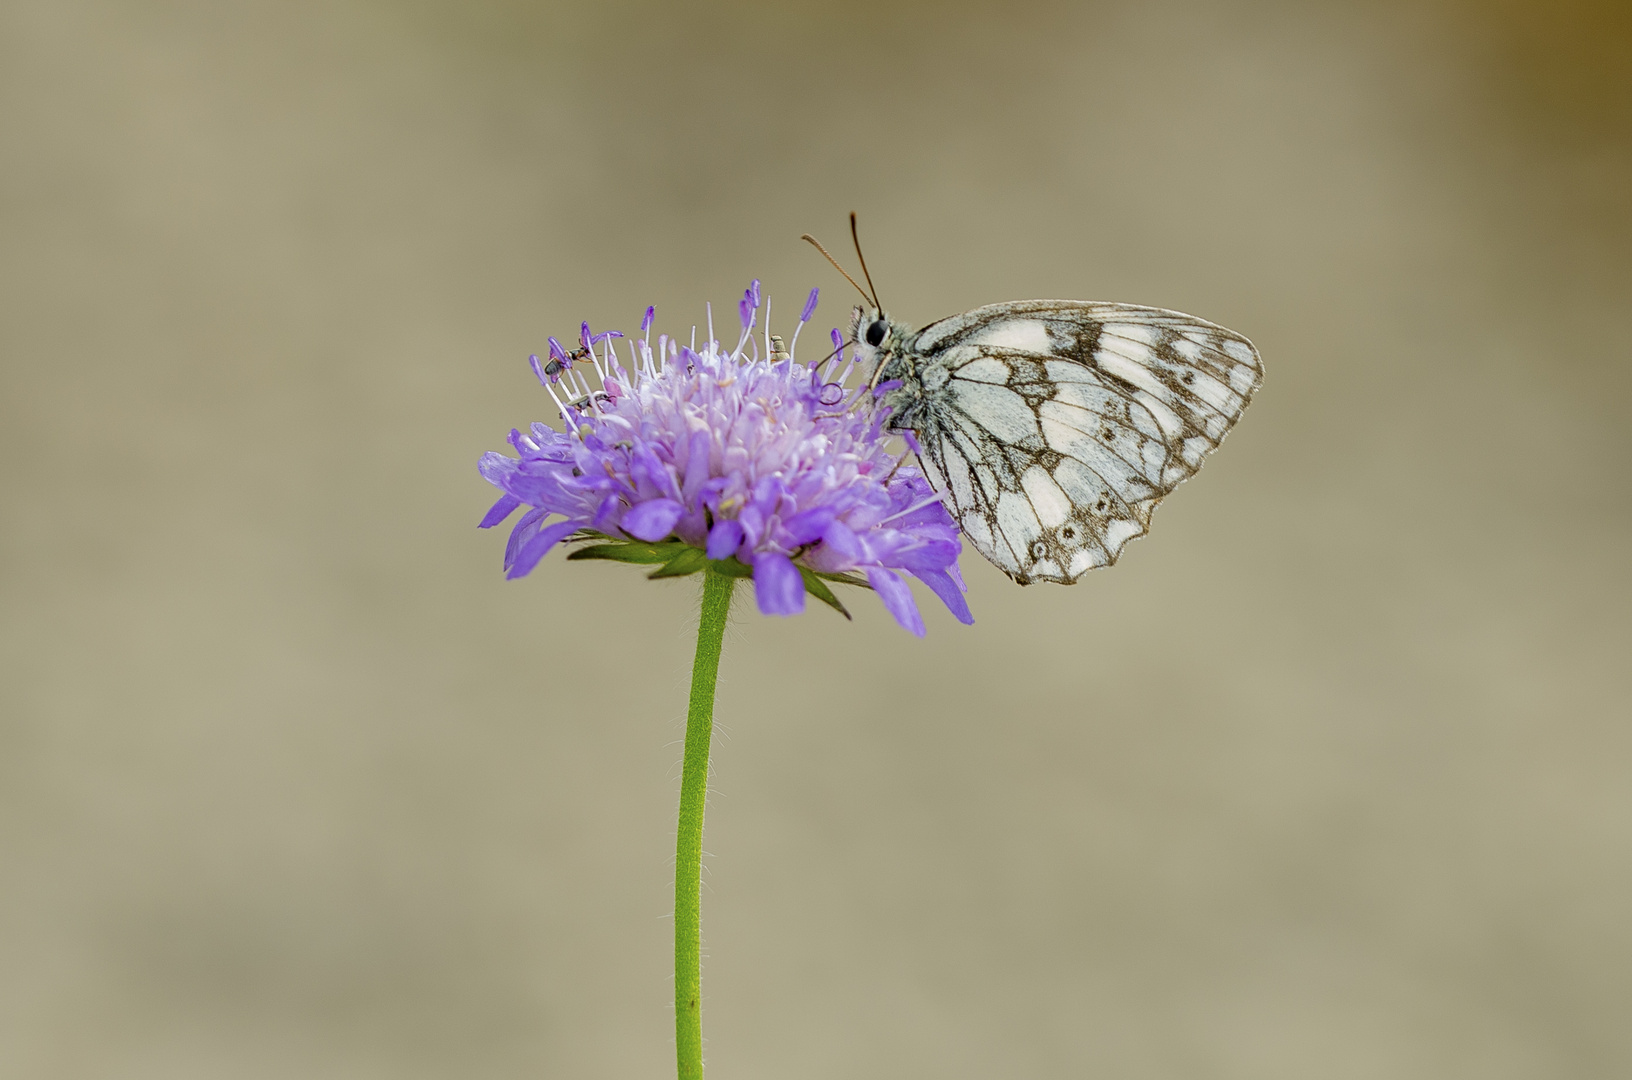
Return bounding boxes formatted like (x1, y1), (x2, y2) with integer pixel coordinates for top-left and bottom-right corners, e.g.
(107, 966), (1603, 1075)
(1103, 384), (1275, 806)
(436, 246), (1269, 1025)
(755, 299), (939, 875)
(477, 283), (974, 635)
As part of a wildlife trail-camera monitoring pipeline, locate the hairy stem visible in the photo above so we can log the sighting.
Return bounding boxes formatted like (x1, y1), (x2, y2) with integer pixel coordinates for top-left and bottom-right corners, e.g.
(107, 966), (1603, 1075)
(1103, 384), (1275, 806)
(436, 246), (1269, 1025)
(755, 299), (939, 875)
(676, 565), (734, 1080)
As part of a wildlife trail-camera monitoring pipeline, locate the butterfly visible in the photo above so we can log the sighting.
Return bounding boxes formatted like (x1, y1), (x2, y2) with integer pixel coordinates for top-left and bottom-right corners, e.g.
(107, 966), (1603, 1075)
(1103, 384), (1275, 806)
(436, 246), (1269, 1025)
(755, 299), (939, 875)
(806, 218), (1263, 585)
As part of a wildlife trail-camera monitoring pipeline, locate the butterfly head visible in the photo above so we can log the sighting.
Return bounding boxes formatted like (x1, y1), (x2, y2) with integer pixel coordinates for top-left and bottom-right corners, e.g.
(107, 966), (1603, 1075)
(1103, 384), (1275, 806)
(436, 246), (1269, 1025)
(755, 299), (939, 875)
(849, 304), (907, 357)
(860, 309), (889, 348)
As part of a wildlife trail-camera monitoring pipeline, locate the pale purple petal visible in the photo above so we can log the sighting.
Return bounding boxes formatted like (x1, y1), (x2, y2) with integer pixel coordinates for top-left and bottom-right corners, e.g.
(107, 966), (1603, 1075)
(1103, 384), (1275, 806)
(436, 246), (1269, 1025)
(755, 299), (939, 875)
(753, 552), (804, 616)
(629, 442), (678, 500)
(507, 518), (582, 580)
(892, 538), (961, 572)
(891, 496), (955, 530)
(782, 507), (835, 546)
(867, 567), (925, 637)
(591, 494), (622, 532)
(621, 498), (685, 541)
(479, 493), (521, 529)
(706, 519), (744, 560)
(640, 306), (655, 337)
(738, 297), (753, 329)
(682, 430), (711, 501)
(821, 519), (862, 562)
(737, 504), (766, 547)
(504, 506), (546, 571)
(800, 286), (819, 323)
(497, 467), (567, 508)
(911, 567), (974, 625)
(528, 354), (547, 386)
(479, 450), (518, 487)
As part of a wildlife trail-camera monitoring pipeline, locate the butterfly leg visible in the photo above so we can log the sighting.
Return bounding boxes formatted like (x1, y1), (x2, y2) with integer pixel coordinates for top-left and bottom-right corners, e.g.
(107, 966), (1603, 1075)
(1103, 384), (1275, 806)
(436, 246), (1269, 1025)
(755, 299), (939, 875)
(880, 442), (924, 487)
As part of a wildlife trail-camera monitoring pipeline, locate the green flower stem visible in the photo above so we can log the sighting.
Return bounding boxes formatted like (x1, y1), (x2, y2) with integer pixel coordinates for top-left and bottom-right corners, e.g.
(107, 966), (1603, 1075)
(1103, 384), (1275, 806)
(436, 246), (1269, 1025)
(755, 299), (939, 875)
(676, 565), (734, 1080)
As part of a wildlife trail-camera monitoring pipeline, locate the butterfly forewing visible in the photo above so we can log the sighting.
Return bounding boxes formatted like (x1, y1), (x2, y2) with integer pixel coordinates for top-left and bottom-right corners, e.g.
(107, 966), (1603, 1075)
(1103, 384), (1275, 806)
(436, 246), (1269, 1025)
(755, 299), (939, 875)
(893, 300), (1262, 585)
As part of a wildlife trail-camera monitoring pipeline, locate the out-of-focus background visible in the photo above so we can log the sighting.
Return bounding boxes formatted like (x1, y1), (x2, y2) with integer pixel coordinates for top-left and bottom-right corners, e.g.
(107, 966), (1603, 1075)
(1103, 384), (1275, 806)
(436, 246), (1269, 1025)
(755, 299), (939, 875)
(3, 1), (1629, 1076)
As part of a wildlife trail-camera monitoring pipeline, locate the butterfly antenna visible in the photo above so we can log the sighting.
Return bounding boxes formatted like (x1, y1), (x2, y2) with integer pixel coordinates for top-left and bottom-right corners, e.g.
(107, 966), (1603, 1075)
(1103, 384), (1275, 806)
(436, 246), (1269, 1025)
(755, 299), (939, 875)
(800, 232), (873, 305)
(814, 337), (848, 368)
(849, 212), (881, 311)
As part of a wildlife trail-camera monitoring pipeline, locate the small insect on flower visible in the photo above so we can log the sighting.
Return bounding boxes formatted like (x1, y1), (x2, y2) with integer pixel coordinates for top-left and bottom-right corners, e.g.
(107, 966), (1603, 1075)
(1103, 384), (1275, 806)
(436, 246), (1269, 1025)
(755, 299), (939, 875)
(803, 215), (1264, 586)
(478, 282), (974, 636)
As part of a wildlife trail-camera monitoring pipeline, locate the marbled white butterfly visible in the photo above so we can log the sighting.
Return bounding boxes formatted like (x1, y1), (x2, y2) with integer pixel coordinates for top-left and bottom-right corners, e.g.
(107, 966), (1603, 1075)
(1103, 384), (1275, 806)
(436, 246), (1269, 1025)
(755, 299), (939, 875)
(807, 217), (1263, 585)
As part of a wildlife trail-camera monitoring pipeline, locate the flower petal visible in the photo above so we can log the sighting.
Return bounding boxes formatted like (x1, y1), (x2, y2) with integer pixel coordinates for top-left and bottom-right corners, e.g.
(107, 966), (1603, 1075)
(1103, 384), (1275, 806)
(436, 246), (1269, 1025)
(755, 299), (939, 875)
(753, 552), (805, 616)
(504, 507), (546, 571)
(507, 518), (581, 580)
(867, 567), (925, 637)
(782, 507), (835, 546)
(621, 498), (684, 542)
(821, 519), (863, 563)
(707, 519), (745, 560)
(591, 494), (622, 532)
(892, 538), (962, 572)
(682, 430), (711, 501)
(910, 567), (975, 625)
(737, 504), (766, 547)
(479, 450), (519, 487)
(478, 493), (522, 529)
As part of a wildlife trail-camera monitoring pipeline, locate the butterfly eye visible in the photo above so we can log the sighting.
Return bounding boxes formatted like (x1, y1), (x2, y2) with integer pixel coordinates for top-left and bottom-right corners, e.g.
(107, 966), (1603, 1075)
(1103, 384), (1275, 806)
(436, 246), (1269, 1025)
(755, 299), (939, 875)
(865, 320), (888, 347)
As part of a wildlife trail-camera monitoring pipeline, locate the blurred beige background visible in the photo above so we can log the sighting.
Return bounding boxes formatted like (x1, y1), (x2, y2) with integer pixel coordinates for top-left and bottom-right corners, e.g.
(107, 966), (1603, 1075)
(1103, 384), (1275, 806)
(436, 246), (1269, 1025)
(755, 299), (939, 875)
(3, 1), (1630, 1077)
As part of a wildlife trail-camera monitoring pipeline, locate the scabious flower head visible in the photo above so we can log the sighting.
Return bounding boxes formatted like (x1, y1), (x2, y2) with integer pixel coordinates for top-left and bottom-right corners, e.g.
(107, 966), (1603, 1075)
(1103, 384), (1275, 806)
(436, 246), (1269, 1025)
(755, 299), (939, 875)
(478, 281), (973, 635)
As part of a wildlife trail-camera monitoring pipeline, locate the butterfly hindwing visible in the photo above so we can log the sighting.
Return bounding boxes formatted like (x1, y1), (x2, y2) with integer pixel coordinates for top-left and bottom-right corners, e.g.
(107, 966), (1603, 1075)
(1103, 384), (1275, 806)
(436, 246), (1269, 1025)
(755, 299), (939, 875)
(895, 300), (1261, 585)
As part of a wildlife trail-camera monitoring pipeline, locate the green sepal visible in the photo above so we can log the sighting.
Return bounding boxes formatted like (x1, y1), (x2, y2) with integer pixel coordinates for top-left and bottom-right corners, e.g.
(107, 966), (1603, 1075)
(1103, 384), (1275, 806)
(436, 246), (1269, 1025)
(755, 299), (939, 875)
(798, 567), (852, 620)
(567, 540), (688, 565)
(649, 547), (709, 579)
(811, 570), (871, 591)
(706, 557), (756, 579)
(565, 534), (871, 622)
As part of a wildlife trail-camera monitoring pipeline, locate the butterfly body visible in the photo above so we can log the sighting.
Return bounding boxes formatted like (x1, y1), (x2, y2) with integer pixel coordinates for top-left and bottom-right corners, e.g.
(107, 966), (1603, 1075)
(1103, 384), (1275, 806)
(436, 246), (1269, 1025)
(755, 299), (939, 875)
(850, 300), (1262, 585)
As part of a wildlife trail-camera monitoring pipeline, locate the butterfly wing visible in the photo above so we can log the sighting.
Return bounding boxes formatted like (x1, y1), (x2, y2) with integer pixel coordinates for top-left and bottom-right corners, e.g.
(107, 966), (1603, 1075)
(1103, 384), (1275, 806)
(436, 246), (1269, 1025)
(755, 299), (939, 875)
(900, 300), (1262, 584)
